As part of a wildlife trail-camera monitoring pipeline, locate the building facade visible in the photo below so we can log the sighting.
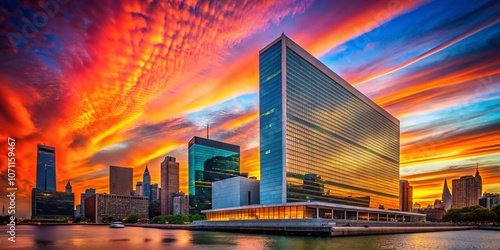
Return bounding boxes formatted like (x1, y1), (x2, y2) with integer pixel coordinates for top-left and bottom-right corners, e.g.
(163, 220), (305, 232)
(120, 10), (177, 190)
(32, 189), (74, 219)
(80, 188), (96, 218)
(259, 35), (400, 209)
(479, 193), (500, 209)
(151, 183), (159, 202)
(84, 194), (148, 223)
(212, 176), (260, 209)
(109, 165), (133, 195)
(143, 165), (151, 202)
(136, 181), (143, 196)
(172, 192), (189, 215)
(65, 181), (72, 193)
(188, 136), (240, 214)
(452, 167), (482, 209)
(161, 156), (180, 215)
(399, 180), (413, 212)
(442, 179), (452, 211)
(36, 144), (56, 191)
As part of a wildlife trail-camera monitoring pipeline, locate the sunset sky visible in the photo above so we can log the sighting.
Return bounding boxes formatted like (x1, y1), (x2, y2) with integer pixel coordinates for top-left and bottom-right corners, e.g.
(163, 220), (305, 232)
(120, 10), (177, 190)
(0, 0), (499, 218)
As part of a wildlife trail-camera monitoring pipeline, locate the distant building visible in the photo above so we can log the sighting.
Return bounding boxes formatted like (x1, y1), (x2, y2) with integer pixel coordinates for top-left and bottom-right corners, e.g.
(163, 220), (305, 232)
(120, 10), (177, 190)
(413, 203), (421, 210)
(212, 176), (260, 209)
(441, 179), (452, 211)
(109, 165), (133, 195)
(433, 199), (444, 209)
(161, 156), (180, 215)
(31, 189), (74, 219)
(80, 188), (96, 218)
(399, 180), (413, 212)
(479, 193), (500, 209)
(143, 164), (151, 202)
(84, 194), (148, 223)
(188, 136), (240, 214)
(151, 183), (159, 202)
(36, 144), (56, 191)
(65, 181), (72, 193)
(172, 192), (189, 215)
(417, 207), (445, 222)
(452, 166), (482, 209)
(75, 204), (81, 218)
(136, 181), (143, 196)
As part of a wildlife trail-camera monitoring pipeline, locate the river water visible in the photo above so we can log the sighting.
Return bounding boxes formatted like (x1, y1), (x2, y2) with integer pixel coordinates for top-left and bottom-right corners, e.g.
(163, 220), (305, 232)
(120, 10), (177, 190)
(2, 225), (498, 250)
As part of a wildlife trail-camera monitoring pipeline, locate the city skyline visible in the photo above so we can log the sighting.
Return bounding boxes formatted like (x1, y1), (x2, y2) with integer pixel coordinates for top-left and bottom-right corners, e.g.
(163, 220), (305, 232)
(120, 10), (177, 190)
(0, 0), (499, 218)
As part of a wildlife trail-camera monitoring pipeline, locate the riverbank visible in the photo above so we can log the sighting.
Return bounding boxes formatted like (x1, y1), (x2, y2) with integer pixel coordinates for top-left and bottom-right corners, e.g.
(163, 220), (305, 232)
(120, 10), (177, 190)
(330, 226), (476, 237)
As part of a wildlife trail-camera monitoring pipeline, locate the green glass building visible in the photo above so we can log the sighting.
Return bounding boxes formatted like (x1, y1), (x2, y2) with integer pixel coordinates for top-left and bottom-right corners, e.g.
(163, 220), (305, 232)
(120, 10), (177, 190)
(259, 35), (400, 209)
(188, 136), (240, 214)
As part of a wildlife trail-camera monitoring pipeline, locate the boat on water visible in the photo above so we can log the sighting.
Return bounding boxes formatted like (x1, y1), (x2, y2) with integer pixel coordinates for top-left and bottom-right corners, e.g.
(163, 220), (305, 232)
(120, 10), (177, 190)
(109, 221), (125, 228)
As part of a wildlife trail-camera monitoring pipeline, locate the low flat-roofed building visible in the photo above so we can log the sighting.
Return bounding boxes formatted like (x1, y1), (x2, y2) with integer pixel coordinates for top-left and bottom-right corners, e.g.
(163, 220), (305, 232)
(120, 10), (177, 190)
(31, 188), (74, 220)
(202, 201), (425, 222)
(85, 193), (148, 223)
(212, 176), (260, 209)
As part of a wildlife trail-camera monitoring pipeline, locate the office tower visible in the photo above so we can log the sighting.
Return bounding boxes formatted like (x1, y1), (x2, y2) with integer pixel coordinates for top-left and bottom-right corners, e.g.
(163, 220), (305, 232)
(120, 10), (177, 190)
(151, 183), (158, 202)
(136, 181), (143, 196)
(452, 166), (482, 209)
(188, 136), (240, 214)
(80, 188), (96, 218)
(442, 179), (452, 210)
(84, 194), (148, 223)
(32, 189), (74, 219)
(143, 164), (151, 202)
(65, 181), (72, 193)
(109, 165), (133, 195)
(399, 180), (413, 212)
(259, 35), (399, 208)
(36, 144), (56, 191)
(172, 192), (189, 215)
(161, 156), (180, 215)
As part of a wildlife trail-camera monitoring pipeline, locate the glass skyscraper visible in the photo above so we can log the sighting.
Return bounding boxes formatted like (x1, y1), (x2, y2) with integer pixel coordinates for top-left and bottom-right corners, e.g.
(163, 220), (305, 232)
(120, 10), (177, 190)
(188, 136), (240, 214)
(36, 144), (56, 191)
(259, 35), (400, 209)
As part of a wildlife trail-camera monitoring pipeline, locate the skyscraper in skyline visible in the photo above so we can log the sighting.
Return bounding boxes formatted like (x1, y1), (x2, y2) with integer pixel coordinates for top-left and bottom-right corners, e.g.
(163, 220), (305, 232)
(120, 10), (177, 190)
(399, 180), (413, 212)
(452, 166), (482, 209)
(65, 181), (72, 193)
(188, 136), (240, 214)
(151, 183), (159, 202)
(442, 179), (452, 211)
(259, 35), (400, 209)
(36, 144), (56, 191)
(161, 156), (180, 215)
(80, 188), (96, 218)
(109, 165), (133, 196)
(136, 181), (143, 196)
(143, 164), (151, 202)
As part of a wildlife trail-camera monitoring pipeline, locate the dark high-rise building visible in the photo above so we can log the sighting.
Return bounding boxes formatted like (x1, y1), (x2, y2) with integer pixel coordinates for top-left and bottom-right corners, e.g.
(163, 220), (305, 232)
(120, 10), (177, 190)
(151, 183), (158, 202)
(442, 179), (452, 211)
(188, 136), (240, 214)
(143, 164), (151, 202)
(36, 144), (56, 191)
(452, 166), (482, 209)
(32, 144), (74, 220)
(80, 188), (96, 218)
(399, 180), (413, 212)
(109, 165), (133, 195)
(161, 156), (179, 215)
(65, 181), (72, 193)
(259, 35), (399, 209)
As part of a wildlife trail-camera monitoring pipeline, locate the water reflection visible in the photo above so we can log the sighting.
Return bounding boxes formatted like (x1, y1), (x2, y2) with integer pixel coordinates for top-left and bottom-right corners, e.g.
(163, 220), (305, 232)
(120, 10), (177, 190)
(5, 225), (500, 250)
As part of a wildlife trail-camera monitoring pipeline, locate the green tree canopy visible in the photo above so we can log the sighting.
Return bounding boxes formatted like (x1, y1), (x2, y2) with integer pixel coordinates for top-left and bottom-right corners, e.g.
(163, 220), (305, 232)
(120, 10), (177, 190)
(124, 214), (139, 223)
(443, 205), (498, 223)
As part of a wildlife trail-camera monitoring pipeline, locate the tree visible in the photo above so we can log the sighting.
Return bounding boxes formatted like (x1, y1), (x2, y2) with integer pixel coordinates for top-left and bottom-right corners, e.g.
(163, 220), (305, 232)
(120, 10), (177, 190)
(492, 204), (500, 222)
(124, 214), (139, 223)
(443, 205), (498, 223)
